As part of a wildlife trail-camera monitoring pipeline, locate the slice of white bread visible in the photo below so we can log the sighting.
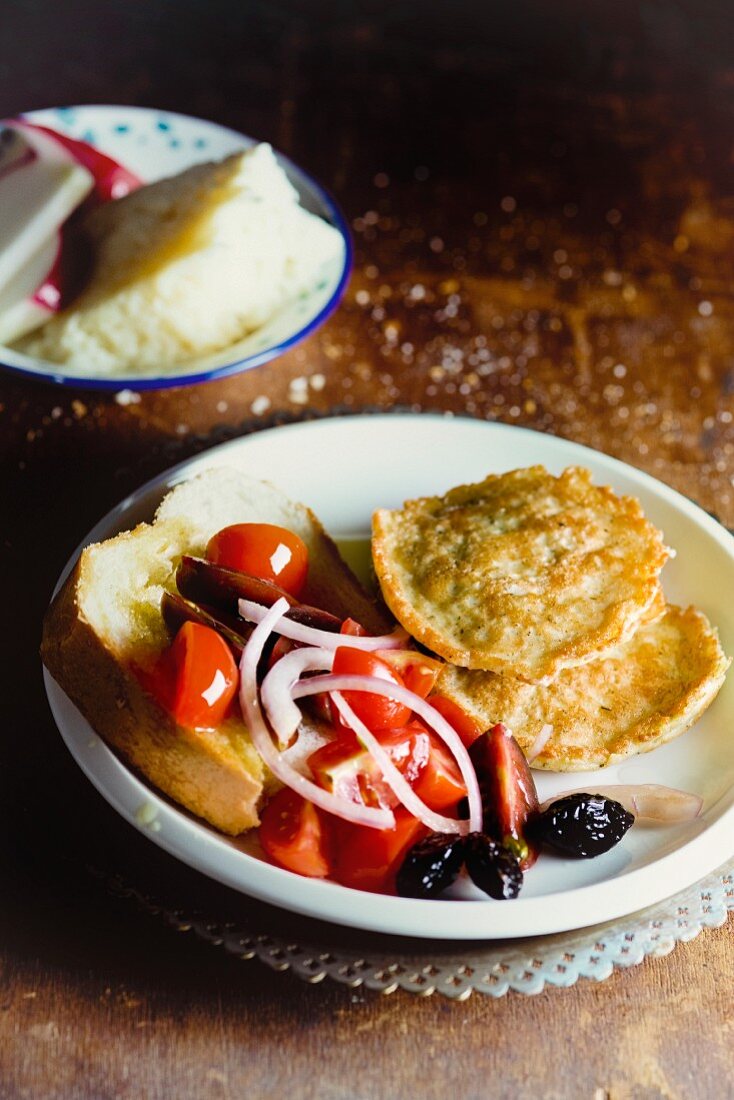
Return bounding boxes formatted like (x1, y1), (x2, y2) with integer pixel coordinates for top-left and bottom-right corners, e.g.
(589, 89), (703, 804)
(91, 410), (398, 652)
(41, 468), (391, 834)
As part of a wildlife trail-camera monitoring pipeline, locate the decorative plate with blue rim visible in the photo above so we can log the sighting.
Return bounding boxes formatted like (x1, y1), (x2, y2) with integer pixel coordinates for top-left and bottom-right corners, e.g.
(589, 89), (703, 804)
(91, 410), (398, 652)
(0, 105), (351, 390)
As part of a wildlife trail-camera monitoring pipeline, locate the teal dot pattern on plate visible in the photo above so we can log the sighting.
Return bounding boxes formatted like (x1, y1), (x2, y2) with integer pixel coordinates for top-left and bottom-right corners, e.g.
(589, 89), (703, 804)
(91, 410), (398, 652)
(51, 106), (210, 155)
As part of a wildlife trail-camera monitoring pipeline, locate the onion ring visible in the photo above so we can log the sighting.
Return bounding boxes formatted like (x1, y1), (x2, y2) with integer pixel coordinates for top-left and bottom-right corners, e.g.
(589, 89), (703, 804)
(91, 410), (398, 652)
(260, 645), (334, 746)
(239, 599), (394, 831)
(292, 673), (483, 834)
(238, 598), (409, 651)
(331, 691), (468, 835)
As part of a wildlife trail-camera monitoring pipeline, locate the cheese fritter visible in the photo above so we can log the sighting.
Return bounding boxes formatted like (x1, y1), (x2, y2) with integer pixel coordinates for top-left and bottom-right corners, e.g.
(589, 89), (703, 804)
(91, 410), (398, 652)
(436, 605), (729, 770)
(372, 466), (671, 683)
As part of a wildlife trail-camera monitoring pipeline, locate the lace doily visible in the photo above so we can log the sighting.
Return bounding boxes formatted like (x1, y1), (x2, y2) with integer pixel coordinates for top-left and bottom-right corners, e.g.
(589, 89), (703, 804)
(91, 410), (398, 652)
(105, 860), (734, 1000)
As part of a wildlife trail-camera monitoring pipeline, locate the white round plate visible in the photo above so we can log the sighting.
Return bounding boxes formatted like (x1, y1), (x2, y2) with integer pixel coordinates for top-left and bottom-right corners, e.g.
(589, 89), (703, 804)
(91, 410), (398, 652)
(0, 105), (349, 389)
(43, 415), (734, 939)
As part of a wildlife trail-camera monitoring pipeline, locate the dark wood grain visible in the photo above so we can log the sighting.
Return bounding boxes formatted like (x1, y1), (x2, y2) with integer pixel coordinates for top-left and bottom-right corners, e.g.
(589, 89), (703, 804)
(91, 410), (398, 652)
(2, 2), (734, 1097)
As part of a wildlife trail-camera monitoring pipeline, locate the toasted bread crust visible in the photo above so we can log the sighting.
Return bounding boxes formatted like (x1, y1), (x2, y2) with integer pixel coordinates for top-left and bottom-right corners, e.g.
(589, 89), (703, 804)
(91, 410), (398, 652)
(41, 468), (392, 835)
(296, 501), (390, 634)
(155, 471), (391, 634)
(42, 559), (264, 834)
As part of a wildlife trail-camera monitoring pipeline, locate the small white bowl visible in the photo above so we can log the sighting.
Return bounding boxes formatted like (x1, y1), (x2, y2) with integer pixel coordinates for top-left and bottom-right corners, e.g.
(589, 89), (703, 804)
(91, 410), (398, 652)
(0, 104), (351, 391)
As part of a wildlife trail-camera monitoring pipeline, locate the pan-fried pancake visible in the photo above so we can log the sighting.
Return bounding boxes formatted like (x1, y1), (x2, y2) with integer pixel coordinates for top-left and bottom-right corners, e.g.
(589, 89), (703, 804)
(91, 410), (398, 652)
(436, 605), (730, 770)
(372, 466), (671, 683)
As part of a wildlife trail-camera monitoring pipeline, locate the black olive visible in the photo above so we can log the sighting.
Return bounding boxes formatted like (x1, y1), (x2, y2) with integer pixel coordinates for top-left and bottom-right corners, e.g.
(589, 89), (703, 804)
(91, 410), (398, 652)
(464, 833), (523, 900)
(532, 793), (634, 858)
(396, 833), (466, 899)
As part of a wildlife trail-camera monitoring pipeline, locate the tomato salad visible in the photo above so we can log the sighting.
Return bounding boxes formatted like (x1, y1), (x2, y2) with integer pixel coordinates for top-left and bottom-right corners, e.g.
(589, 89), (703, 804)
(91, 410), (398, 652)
(140, 522), (704, 900)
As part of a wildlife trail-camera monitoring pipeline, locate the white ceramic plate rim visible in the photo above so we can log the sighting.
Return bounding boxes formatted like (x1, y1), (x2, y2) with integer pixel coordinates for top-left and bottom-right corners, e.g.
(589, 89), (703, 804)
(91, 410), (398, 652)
(43, 414), (734, 939)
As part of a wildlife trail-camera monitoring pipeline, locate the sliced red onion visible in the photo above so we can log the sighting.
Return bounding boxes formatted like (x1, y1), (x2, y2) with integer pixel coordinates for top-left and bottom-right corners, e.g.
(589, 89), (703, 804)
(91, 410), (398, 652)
(526, 723), (554, 765)
(331, 691), (468, 835)
(239, 598), (394, 831)
(292, 673), (483, 835)
(238, 598), (409, 651)
(540, 783), (703, 823)
(260, 646), (334, 747)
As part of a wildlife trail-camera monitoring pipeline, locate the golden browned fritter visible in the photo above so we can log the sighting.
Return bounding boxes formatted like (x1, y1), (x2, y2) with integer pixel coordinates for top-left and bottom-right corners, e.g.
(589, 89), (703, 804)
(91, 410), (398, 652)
(436, 605), (730, 770)
(372, 466), (671, 683)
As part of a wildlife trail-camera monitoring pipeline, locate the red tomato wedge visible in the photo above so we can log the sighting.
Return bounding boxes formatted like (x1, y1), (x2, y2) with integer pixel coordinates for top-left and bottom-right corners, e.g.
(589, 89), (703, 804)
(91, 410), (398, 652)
(303, 617), (366, 721)
(377, 649), (444, 700)
(427, 694), (486, 748)
(410, 730), (467, 811)
(469, 723), (540, 870)
(140, 621), (238, 729)
(340, 617), (367, 636)
(308, 733), (366, 805)
(330, 647), (411, 730)
(332, 809), (428, 893)
(308, 728), (430, 808)
(259, 787), (333, 878)
(267, 635), (297, 671)
(205, 523), (309, 597)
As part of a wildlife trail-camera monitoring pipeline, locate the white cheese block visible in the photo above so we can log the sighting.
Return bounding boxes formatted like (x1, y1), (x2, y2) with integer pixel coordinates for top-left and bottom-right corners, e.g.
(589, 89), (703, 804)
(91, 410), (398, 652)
(0, 126), (93, 297)
(0, 233), (59, 342)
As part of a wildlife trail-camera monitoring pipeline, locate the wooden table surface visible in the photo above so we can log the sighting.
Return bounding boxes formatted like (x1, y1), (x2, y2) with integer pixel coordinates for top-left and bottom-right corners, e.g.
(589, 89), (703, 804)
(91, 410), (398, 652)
(2, 3), (734, 1096)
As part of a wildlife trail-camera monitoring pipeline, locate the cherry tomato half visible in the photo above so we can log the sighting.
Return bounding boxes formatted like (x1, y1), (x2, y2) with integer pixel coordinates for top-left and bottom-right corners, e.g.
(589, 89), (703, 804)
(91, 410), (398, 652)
(142, 621), (238, 729)
(259, 787), (333, 878)
(377, 649), (444, 700)
(410, 729), (467, 811)
(332, 808), (428, 893)
(205, 523), (309, 598)
(308, 727), (430, 809)
(302, 620), (368, 721)
(427, 695), (485, 748)
(340, 617), (367, 637)
(266, 635), (297, 671)
(330, 646), (411, 730)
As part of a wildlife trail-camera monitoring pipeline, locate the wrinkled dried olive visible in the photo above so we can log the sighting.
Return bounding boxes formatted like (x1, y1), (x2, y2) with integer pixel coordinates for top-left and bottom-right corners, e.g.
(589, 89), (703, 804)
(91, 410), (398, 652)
(464, 832), (523, 900)
(396, 833), (466, 899)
